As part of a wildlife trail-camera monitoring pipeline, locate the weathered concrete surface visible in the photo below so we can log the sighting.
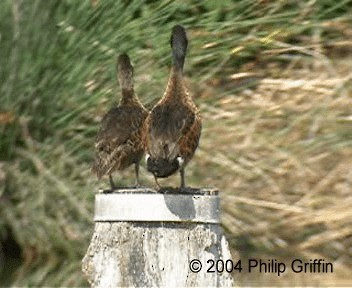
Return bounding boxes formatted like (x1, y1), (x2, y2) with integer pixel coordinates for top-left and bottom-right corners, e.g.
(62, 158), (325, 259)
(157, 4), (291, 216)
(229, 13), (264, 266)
(82, 189), (234, 287)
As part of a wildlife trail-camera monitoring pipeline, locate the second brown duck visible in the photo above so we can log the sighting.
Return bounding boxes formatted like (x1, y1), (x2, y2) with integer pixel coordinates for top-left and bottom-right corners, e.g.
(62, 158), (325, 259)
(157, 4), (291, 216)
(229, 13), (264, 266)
(143, 25), (201, 189)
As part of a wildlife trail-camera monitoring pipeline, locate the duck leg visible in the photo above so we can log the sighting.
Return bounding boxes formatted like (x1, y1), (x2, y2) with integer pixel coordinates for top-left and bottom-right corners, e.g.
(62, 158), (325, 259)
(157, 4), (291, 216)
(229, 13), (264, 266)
(154, 175), (161, 190)
(109, 175), (116, 191)
(180, 167), (185, 189)
(134, 162), (140, 187)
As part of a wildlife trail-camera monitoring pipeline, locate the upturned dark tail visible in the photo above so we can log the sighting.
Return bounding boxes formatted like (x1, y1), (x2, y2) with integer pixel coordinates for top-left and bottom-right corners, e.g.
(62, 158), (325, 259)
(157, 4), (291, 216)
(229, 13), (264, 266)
(146, 157), (180, 178)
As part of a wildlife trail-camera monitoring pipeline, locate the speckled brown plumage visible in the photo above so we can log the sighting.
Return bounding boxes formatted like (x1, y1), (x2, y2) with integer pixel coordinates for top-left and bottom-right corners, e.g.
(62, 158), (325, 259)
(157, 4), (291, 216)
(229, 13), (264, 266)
(92, 54), (148, 189)
(143, 25), (201, 189)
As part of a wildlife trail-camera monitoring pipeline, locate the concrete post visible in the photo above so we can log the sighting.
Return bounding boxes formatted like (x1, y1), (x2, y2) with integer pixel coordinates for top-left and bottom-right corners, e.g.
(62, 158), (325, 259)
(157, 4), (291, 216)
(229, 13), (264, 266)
(82, 188), (234, 287)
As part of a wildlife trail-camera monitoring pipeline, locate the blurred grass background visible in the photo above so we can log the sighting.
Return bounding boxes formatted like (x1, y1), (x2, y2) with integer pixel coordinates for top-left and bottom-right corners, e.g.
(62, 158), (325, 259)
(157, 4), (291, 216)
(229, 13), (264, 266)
(0, 0), (351, 286)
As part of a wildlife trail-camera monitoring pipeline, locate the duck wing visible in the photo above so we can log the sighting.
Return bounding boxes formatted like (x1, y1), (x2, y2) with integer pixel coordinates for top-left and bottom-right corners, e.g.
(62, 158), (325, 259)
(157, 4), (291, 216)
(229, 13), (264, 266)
(93, 105), (146, 177)
(145, 103), (196, 160)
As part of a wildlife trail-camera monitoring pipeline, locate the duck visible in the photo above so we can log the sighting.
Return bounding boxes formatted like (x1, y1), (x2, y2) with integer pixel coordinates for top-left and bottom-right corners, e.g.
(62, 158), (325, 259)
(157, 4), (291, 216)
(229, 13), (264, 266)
(143, 25), (201, 189)
(92, 53), (148, 190)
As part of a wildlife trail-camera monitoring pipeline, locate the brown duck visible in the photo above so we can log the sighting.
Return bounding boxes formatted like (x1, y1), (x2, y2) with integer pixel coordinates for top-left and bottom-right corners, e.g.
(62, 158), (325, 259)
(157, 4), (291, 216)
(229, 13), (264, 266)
(143, 25), (201, 189)
(92, 54), (148, 190)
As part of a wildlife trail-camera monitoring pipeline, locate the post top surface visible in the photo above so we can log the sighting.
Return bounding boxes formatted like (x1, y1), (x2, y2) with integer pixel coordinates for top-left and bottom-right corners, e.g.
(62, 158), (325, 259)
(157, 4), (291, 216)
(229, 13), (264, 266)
(98, 187), (219, 196)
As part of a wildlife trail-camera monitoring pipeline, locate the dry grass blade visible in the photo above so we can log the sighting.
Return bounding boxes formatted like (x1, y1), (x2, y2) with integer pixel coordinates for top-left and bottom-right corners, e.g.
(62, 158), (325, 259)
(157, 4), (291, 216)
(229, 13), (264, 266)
(15, 148), (91, 222)
(223, 195), (304, 213)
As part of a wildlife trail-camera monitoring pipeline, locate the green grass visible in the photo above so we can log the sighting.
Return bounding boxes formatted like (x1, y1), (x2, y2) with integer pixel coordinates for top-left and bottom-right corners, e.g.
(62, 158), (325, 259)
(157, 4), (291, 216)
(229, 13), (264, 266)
(0, 0), (352, 286)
